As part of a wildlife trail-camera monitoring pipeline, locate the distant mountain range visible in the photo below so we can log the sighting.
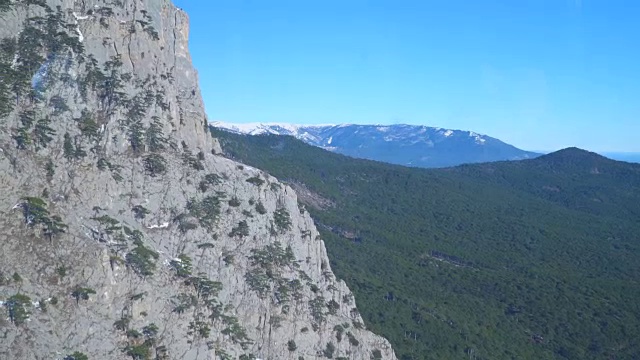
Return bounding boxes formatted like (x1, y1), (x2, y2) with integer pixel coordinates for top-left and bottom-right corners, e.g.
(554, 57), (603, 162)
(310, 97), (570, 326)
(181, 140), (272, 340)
(211, 122), (540, 168)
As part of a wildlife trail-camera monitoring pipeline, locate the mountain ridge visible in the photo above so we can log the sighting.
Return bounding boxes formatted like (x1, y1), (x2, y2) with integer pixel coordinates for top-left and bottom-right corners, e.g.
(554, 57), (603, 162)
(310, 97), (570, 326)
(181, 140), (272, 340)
(211, 121), (540, 168)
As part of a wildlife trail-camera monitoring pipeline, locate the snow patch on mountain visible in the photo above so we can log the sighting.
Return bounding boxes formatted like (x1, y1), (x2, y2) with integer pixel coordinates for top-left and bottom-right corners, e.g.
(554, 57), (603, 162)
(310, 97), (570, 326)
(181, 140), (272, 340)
(211, 121), (539, 168)
(210, 122), (335, 137)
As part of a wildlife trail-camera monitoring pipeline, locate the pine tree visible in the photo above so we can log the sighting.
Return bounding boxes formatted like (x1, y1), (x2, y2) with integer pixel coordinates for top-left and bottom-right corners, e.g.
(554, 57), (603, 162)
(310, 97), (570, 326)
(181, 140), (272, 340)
(0, 0), (13, 13)
(33, 116), (55, 149)
(0, 44), (14, 116)
(76, 110), (99, 139)
(63, 352), (89, 360)
(21, 196), (50, 226)
(128, 119), (144, 154)
(63, 133), (75, 159)
(145, 116), (167, 152)
(71, 286), (96, 304)
(5, 294), (32, 325)
(143, 153), (167, 176)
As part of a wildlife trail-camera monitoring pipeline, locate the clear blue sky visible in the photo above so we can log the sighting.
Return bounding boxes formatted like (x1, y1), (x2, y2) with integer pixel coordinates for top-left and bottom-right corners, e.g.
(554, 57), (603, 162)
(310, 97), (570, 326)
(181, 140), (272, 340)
(173, 0), (640, 152)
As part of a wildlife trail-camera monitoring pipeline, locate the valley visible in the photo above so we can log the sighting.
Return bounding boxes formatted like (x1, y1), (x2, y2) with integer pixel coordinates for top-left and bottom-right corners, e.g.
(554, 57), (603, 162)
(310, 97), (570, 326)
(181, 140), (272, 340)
(1, 0), (637, 359)
(212, 129), (640, 360)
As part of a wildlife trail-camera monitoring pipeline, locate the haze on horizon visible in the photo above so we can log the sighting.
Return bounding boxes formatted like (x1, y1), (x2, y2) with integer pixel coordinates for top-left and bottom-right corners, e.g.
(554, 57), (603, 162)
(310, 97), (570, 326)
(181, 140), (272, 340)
(174, 0), (640, 153)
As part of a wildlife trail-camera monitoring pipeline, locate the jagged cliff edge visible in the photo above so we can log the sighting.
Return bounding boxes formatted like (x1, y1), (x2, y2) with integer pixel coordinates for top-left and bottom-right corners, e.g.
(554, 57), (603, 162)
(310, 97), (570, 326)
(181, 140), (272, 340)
(0, 0), (396, 359)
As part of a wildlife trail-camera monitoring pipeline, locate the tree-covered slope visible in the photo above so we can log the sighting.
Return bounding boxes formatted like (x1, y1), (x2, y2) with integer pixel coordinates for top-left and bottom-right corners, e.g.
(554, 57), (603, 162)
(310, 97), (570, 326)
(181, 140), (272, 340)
(211, 129), (640, 360)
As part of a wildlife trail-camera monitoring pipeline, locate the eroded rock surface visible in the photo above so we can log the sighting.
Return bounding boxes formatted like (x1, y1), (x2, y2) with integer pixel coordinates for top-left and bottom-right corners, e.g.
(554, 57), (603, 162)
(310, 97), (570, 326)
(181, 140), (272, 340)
(0, 1), (396, 359)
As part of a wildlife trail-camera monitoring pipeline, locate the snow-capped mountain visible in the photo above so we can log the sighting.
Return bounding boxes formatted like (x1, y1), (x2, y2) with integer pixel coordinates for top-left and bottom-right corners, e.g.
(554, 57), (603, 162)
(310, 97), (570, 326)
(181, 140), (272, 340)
(211, 122), (540, 168)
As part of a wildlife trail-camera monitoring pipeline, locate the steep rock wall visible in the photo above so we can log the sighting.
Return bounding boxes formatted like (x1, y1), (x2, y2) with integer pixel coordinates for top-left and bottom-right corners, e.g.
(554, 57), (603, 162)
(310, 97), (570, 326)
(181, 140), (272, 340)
(0, 0), (396, 359)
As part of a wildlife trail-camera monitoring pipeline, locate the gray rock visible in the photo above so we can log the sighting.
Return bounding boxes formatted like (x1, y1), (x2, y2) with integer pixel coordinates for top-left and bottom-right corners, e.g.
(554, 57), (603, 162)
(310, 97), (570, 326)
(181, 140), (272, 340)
(0, 1), (396, 359)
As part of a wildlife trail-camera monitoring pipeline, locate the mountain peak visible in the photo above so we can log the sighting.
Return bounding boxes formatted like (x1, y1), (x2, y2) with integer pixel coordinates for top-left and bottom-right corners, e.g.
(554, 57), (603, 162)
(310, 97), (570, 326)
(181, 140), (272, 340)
(539, 147), (609, 163)
(529, 147), (640, 176)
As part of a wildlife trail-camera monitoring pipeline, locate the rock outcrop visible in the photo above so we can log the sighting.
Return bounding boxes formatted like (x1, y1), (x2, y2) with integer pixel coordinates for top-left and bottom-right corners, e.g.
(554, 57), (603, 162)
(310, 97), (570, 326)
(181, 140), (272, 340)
(0, 1), (396, 359)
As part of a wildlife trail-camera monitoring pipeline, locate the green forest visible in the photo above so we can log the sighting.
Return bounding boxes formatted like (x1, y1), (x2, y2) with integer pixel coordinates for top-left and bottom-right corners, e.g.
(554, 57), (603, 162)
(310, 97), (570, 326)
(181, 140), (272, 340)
(211, 128), (640, 360)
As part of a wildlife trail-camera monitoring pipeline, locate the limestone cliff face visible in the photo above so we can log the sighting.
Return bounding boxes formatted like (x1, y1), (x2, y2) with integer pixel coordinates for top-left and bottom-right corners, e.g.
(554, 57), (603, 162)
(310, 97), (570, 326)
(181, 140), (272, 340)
(0, 1), (396, 359)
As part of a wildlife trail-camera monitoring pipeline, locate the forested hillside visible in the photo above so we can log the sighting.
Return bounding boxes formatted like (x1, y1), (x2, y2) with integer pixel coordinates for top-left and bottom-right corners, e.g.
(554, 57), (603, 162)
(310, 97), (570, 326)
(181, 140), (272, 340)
(212, 128), (640, 360)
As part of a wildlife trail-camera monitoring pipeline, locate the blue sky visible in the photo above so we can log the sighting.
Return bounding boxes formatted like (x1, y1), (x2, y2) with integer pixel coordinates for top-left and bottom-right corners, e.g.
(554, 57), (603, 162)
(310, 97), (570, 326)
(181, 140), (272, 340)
(174, 0), (640, 152)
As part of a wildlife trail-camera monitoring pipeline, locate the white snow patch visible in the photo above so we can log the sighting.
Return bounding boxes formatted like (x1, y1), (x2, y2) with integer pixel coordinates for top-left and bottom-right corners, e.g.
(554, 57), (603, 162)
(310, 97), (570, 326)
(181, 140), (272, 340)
(73, 12), (90, 20)
(211, 121), (336, 136)
(212, 123), (492, 150)
(469, 131), (487, 144)
(147, 222), (169, 229)
(240, 165), (256, 172)
(320, 146), (338, 151)
(299, 132), (319, 142)
(71, 12), (85, 42)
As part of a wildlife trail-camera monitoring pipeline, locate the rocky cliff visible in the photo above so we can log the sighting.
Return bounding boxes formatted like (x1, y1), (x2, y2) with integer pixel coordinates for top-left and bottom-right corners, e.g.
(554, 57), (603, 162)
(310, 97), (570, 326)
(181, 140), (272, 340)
(0, 1), (396, 359)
